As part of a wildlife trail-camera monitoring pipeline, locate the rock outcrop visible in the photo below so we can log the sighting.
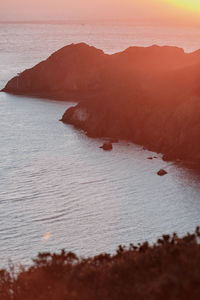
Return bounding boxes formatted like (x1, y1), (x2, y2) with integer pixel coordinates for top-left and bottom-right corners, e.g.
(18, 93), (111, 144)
(2, 43), (107, 100)
(3, 43), (200, 164)
(100, 142), (113, 151)
(157, 169), (168, 176)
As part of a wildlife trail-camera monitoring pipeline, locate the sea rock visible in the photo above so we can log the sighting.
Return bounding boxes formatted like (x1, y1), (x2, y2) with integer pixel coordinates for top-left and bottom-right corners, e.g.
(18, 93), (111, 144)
(100, 143), (113, 151)
(157, 169), (168, 176)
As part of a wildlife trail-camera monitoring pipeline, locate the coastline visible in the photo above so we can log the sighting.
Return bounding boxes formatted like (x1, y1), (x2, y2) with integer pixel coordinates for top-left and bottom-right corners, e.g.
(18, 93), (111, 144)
(3, 42), (200, 166)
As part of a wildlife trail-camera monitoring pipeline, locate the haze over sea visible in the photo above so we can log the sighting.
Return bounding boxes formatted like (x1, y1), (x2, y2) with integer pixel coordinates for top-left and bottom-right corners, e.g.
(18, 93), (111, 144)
(0, 22), (200, 268)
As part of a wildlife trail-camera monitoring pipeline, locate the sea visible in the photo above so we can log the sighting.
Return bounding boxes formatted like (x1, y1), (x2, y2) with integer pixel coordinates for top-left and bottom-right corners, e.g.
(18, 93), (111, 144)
(0, 21), (200, 268)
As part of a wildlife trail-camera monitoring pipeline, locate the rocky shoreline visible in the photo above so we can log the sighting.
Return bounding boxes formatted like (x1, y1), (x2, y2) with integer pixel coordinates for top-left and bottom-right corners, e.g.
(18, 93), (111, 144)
(2, 43), (200, 164)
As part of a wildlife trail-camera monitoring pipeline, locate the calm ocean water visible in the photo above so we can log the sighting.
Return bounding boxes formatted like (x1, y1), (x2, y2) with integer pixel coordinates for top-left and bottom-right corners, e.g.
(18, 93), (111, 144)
(0, 22), (200, 268)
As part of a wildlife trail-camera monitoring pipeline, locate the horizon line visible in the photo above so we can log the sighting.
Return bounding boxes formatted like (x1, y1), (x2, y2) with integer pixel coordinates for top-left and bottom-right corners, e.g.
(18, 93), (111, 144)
(0, 18), (200, 28)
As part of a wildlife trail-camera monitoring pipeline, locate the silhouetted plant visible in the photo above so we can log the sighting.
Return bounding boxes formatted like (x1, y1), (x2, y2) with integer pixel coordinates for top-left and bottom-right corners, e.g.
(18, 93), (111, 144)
(0, 228), (199, 300)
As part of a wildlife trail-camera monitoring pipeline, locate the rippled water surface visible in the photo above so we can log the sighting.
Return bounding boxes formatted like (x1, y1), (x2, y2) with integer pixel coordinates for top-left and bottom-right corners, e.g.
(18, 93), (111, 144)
(0, 22), (200, 267)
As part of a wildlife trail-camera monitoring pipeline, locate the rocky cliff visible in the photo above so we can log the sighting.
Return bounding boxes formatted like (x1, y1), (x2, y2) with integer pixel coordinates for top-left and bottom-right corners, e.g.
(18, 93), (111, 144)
(3, 43), (200, 163)
(2, 43), (107, 100)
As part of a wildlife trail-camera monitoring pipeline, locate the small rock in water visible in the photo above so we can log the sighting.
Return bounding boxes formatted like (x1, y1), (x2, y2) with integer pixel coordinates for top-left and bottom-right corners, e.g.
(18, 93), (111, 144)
(157, 169), (168, 176)
(100, 142), (113, 151)
(147, 157), (153, 160)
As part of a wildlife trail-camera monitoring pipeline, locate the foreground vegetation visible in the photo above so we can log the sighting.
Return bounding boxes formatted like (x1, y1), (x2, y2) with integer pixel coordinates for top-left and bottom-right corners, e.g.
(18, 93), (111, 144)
(1, 228), (200, 300)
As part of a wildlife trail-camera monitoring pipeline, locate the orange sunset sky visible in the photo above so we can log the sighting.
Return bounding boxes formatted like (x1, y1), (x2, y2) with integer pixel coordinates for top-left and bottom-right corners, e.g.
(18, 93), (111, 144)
(1, 0), (200, 25)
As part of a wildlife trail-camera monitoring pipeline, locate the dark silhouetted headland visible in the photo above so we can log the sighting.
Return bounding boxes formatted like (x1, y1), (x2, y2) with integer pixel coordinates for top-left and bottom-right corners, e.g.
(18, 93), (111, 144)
(0, 228), (200, 300)
(3, 43), (200, 163)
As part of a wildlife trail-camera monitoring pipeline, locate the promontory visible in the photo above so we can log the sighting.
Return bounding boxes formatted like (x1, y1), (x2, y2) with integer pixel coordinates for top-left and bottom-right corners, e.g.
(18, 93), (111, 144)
(2, 43), (200, 163)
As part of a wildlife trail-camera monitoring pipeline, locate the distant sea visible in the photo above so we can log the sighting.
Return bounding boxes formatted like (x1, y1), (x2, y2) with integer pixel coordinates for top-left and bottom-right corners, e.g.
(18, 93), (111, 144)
(0, 22), (200, 268)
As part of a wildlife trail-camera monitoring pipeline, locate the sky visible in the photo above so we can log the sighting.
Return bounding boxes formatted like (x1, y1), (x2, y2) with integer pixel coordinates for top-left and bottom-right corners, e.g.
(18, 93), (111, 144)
(1, 0), (200, 25)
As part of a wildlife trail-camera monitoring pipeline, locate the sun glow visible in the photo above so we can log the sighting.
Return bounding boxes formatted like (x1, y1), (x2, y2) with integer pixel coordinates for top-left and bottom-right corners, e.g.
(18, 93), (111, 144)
(165, 0), (200, 12)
